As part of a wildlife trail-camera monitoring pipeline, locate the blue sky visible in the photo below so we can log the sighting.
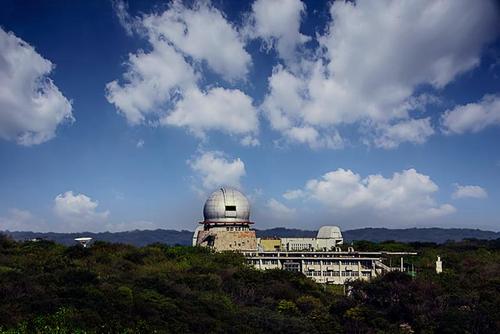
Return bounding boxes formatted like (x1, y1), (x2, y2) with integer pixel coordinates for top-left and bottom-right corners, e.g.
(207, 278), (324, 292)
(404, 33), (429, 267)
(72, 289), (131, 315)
(0, 0), (499, 232)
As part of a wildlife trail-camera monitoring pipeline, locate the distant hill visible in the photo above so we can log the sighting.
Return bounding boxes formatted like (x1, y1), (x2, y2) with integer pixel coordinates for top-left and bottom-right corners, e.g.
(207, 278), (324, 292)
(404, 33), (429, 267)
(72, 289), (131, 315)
(256, 227), (500, 243)
(3, 227), (499, 246)
(343, 227), (500, 243)
(3, 229), (193, 247)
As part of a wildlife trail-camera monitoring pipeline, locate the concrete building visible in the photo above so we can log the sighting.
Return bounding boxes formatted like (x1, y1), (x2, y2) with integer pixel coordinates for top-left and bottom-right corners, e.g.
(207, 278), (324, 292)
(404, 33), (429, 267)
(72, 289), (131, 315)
(193, 187), (416, 284)
(244, 250), (414, 284)
(193, 188), (257, 251)
(280, 226), (344, 251)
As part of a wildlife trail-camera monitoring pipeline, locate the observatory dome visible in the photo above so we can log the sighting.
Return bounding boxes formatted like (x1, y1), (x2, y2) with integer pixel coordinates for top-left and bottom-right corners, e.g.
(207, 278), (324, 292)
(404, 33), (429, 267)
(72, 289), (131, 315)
(316, 226), (343, 239)
(203, 187), (250, 223)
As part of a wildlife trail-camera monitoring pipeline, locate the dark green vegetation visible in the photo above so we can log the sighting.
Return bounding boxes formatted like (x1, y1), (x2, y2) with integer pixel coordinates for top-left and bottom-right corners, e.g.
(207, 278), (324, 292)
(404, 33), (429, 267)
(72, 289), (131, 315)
(0, 235), (499, 333)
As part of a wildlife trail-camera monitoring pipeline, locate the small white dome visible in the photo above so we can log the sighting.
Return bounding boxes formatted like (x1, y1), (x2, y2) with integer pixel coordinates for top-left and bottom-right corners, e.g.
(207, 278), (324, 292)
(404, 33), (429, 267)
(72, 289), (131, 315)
(317, 226), (343, 239)
(203, 187), (250, 223)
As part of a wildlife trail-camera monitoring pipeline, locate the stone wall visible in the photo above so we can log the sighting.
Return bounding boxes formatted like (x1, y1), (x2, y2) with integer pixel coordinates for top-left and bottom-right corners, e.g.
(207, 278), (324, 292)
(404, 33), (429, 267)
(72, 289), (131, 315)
(196, 229), (257, 251)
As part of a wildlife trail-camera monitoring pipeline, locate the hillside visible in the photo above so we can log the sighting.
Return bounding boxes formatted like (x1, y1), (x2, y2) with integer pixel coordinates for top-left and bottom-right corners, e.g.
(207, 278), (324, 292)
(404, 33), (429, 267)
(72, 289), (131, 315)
(4, 227), (499, 247)
(0, 235), (499, 333)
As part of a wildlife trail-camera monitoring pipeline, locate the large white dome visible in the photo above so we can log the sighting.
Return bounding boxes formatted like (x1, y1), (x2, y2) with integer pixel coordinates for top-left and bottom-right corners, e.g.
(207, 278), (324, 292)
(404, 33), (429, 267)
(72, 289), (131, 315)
(203, 187), (250, 223)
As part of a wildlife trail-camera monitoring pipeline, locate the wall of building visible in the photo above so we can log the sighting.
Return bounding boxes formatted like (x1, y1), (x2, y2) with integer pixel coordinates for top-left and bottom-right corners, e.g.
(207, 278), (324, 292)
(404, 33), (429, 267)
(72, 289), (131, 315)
(260, 239), (281, 252)
(196, 227), (257, 251)
(245, 252), (379, 284)
(280, 237), (342, 251)
(281, 238), (316, 251)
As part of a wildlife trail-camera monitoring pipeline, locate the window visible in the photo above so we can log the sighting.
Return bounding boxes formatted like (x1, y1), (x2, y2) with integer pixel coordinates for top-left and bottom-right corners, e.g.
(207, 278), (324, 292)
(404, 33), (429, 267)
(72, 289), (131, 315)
(225, 205), (236, 211)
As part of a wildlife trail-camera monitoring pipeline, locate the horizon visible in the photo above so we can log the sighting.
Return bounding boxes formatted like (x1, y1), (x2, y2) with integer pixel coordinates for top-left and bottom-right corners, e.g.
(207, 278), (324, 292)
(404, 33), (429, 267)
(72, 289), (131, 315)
(1, 0), (500, 233)
(3, 225), (500, 235)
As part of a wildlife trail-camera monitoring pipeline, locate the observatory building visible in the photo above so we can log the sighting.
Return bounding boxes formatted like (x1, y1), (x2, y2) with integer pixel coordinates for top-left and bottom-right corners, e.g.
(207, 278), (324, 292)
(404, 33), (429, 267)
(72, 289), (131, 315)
(193, 187), (416, 284)
(193, 188), (257, 251)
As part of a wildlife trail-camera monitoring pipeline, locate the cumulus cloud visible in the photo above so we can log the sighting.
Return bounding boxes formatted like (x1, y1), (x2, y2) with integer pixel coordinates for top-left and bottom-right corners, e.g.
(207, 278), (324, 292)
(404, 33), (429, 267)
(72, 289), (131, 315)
(0, 28), (73, 146)
(107, 1), (257, 144)
(53, 191), (110, 230)
(142, 1), (251, 81)
(373, 118), (435, 149)
(247, 0), (310, 64)
(261, 0), (499, 148)
(189, 151), (246, 191)
(441, 95), (500, 134)
(261, 65), (343, 149)
(266, 198), (296, 219)
(287, 168), (455, 221)
(0, 208), (48, 232)
(162, 87), (258, 140)
(105, 42), (198, 125)
(452, 184), (488, 199)
(283, 189), (304, 200)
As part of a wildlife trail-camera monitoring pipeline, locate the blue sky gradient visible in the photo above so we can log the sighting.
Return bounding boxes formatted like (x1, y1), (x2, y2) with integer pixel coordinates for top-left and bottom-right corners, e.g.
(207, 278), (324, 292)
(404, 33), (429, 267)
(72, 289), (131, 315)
(0, 0), (499, 232)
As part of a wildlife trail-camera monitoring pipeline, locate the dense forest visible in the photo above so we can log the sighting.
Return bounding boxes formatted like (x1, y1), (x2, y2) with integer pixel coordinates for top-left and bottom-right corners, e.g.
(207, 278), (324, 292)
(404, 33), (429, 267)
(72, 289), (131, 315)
(0, 235), (499, 333)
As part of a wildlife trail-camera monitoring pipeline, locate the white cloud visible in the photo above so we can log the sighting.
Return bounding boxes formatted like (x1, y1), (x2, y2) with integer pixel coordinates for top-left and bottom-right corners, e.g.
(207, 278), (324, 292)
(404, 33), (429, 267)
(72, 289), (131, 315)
(142, 1), (251, 81)
(248, 0), (310, 63)
(373, 118), (435, 149)
(286, 126), (344, 149)
(0, 208), (48, 232)
(162, 87), (258, 140)
(105, 42), (198, 125)
(441, 95), (500, 134)
(112, 0), (136, 36)
(261, 65), (343, 149)
(289, 168), (455, 221)
(0, 28), (73, 146)
(283, 189), (304, 200)
(53, 191), (110, 231)
(261, 0), (499, 148)
(452, 184), (488, 199)
(136, 139), (144, 148)
(240, 135), (260, 147)
(188, 151), (246, 190)
(107, 1), (258, 144)
(266, 198), (296, 219)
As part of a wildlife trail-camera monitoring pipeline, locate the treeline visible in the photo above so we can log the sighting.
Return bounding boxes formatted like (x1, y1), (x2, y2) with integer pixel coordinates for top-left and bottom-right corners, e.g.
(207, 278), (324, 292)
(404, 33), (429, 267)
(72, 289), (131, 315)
(0, 235), (499, 333)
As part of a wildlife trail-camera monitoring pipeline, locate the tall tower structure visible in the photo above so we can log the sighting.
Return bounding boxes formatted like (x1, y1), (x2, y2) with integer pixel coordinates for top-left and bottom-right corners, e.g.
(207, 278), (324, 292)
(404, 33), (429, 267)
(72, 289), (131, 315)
(193, 187), (257, 251)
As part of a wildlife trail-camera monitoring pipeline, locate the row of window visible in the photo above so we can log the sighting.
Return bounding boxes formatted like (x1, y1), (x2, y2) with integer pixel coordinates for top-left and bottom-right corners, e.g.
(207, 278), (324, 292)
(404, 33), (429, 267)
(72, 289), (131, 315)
(247, 259), (373, 266)
(306, 271), (371, 277)
(304, 260), (370, 266)
(225, 226), (249, 231)
(289, 244), (313, 250)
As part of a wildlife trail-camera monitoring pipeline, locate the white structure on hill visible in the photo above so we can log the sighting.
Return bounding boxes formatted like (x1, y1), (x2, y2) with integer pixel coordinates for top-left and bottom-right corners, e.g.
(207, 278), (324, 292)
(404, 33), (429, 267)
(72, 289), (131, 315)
(436, 256), (443, 274)
(193, 188), (416, 284)
(74, 237), (93, 248)
(279, 226), (344, 251)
